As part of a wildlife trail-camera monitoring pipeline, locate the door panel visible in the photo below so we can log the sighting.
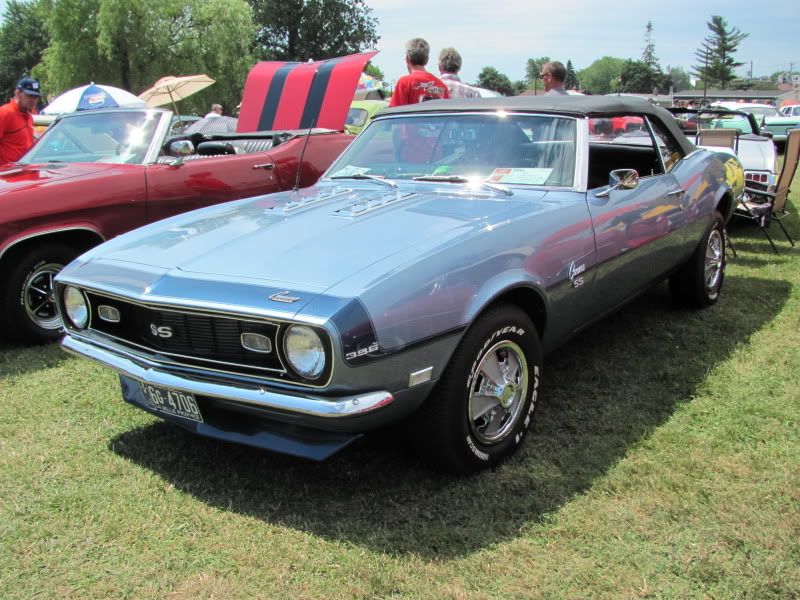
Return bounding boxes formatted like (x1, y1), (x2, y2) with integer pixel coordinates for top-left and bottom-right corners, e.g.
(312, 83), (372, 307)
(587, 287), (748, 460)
(144, 153), (281, 222)
(587, 173), (685, 313)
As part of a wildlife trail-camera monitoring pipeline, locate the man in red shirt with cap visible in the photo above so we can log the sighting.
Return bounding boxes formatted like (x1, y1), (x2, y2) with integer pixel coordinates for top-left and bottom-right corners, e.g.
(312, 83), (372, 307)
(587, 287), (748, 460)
(0, 77), (41, 164)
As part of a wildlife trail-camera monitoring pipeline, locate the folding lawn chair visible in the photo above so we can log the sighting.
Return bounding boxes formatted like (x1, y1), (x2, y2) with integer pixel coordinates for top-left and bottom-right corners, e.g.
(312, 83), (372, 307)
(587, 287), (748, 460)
(732, 128), (800, 254)
(697, 128), (738, 152)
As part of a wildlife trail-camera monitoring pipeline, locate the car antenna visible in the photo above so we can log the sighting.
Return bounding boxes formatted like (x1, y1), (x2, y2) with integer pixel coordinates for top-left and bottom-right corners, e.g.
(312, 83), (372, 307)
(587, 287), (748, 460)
(293, 58), (322, 192)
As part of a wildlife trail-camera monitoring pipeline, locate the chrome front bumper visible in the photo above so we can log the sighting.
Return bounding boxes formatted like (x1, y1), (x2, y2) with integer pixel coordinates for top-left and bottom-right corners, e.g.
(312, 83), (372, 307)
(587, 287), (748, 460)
(62, 334), (395, 419)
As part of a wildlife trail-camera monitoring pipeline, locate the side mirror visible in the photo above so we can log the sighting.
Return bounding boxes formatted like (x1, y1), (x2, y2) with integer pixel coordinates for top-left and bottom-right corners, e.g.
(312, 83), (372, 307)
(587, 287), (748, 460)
(762, 130), (773, 139)
(169, 140), (195, 157)
(596, 168), (639, 198)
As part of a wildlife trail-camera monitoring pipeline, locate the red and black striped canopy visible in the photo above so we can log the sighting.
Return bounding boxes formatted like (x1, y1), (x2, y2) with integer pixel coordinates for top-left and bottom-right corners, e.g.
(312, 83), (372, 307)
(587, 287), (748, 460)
(237, 51), (378, 133)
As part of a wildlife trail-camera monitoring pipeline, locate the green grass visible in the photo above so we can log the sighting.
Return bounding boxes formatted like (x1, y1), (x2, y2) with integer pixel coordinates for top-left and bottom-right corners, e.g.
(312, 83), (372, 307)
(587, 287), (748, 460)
(2, 194), (799, 598)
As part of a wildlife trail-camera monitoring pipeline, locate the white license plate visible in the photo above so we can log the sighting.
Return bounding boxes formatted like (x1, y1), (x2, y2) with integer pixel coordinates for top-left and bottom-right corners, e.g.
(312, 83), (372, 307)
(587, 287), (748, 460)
(138, 382), (203, 423)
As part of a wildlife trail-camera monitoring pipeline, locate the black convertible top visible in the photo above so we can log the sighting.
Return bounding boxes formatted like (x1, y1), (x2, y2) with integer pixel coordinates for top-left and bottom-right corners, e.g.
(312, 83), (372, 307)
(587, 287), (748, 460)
(382, 95), (696, 155)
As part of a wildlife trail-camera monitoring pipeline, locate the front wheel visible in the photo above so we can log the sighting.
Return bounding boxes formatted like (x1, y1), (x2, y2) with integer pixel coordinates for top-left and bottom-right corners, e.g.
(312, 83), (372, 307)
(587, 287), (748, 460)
(1, 243), (78, 343)
(408, 305), (542, 474)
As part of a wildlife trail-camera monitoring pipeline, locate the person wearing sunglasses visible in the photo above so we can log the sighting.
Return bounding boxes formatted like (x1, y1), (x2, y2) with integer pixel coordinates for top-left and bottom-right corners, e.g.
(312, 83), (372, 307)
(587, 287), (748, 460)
(541, 62), (568, 96)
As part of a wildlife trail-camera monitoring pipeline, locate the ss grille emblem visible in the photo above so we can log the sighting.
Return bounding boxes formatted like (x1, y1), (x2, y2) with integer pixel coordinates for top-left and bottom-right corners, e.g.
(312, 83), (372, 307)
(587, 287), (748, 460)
(150, 323), (173, 338)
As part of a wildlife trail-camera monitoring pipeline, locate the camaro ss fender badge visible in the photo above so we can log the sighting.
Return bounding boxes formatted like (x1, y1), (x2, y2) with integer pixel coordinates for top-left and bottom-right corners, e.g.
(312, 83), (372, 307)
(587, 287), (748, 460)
(269, 290), (301, 304)
(569, 261), (586, 288)
(150, 324), (173, 338)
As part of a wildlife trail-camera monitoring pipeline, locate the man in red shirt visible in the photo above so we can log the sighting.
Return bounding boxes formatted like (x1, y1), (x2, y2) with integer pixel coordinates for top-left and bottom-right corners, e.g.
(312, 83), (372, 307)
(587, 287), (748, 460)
(0, 77), (41, 164)
(389, 38), (450, 107)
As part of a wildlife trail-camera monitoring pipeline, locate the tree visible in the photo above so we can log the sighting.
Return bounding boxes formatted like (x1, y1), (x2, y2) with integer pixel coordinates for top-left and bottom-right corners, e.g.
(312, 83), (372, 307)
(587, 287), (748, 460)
(249, 0), (379, 62)
(565, 60), (578, 90)
(476, 66), (516, 96)
(578, 56), (625, 95)
(38, 0), (255, 114)
(524, 56), (550, 94)
(364, 62), (383, 81)
(668, 67), (692, 92)
(619, 60), (656, 94)
(0, 0), (50, 101)
(693, 15), (748, 90)
(642, 21), (660, 73)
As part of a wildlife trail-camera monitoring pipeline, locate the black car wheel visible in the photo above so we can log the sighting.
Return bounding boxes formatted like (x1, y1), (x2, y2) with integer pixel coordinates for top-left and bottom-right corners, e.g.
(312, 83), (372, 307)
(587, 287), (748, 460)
(409, 305), (541, 474)
(669, 210), (726, 308)
(2, 243), (77, 343)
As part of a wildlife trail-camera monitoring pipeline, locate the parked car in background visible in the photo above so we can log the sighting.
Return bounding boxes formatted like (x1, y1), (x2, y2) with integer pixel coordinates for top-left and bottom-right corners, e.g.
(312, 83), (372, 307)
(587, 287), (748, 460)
(1, 53), (375, 343)
(779, 104), (800, 117)
(710, 101), (779, 121)
(762, 111), (800, 146)
(345, 100), (388, 135)
(669, 107), (778, 187)
(57, 96), (743, 473)
(708, 102), (800, 146)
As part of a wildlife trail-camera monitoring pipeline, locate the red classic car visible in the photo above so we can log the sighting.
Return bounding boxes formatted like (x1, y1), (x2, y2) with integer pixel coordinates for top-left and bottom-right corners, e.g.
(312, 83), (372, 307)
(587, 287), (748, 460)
(0, 52), (375, 343)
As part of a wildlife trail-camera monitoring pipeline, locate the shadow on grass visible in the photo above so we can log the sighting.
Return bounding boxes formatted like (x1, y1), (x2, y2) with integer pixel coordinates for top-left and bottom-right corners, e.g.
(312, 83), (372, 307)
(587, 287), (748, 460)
(0, 336), (70, 378)
(110, 275), (790, 558)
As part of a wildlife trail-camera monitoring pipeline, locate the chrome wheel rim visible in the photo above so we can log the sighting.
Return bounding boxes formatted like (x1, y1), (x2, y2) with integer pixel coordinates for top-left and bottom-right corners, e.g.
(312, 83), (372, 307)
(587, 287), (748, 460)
(23, 262), (63, 330)
(468, 340), (529, 445)
(705, 229), (723, 293)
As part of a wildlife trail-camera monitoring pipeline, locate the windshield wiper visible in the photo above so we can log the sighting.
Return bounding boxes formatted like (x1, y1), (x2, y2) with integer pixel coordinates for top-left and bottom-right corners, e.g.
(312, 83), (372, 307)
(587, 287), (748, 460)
(329, 173), (398, 191)
(412, 175), (513, 196)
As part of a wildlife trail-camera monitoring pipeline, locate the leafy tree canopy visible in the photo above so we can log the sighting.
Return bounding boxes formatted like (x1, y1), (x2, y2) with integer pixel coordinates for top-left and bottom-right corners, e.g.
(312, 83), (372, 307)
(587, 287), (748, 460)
(475, 66), (517, 96)
(364, 62), (384, 81)
(0, 0), (51, 101)
(668, 67), (692, 92)
(620, 60), (656, 94)
(37, 0), (255, 115)
(578, 56), (626, 95)
(249, 0), (379, 61)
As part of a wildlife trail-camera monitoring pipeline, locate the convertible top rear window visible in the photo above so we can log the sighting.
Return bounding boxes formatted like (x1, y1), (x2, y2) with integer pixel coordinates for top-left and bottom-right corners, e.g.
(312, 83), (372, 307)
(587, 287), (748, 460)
(327, 113), (578, 188)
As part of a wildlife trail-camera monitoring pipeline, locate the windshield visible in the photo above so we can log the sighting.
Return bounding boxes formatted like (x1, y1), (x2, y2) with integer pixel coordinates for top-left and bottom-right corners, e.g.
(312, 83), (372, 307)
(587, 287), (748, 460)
(346, 108), (368, 128)
(747, 107), (779, 117)
(21, 110), (161, 165)
(327, 113), (577, 187)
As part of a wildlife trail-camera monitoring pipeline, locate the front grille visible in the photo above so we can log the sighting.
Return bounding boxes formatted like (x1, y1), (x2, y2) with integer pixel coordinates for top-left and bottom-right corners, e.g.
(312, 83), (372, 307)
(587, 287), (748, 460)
(85, 292), (284, 376)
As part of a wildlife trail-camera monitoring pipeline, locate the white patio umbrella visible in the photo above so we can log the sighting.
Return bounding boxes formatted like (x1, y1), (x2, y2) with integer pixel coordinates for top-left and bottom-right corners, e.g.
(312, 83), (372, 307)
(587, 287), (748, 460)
(42, 83), (146, 115)
(138, 74), (216, 114)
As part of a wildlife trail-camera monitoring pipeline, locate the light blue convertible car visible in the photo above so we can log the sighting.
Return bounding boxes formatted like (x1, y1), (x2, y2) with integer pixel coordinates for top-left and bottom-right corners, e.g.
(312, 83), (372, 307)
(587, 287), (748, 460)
(56, 96), (743, 473)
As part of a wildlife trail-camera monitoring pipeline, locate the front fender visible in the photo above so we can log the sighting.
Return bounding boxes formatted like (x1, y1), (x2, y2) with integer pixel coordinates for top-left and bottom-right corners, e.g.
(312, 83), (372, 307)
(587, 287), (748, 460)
(463, 269), (549, 333)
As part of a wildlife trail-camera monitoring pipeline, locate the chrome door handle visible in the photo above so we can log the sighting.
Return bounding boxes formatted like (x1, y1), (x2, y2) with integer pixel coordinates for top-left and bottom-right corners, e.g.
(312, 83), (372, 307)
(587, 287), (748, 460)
(667, 189), (685, 197)
(252, 163), (275, 170)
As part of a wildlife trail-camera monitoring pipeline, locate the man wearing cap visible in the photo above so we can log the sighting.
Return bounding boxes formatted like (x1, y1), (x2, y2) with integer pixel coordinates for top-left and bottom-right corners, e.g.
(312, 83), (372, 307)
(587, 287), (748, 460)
(0, 77), (41, 164)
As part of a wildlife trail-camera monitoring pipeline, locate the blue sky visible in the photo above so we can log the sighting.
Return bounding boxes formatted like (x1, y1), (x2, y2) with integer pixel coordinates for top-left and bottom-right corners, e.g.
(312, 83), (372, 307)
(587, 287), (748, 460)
(367, 0), (799, 85)
(2, 0), (797, 85)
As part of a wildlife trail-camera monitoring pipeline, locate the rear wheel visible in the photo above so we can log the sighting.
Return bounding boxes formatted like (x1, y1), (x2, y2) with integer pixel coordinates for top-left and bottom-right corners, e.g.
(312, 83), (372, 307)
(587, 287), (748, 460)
(408, 305), (541, 474)
(669, 211), (725, 308)
(1, 243), (77, 343)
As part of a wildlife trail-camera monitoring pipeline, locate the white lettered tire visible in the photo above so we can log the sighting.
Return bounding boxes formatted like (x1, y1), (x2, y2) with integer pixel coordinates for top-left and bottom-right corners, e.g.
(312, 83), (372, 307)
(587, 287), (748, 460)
(409, 305), (542, 473)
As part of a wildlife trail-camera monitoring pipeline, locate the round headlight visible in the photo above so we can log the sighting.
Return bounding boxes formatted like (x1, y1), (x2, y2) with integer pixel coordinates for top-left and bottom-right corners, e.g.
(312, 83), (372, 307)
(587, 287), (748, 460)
(64, 286), (89, 329)
(283, 324), (326, 380)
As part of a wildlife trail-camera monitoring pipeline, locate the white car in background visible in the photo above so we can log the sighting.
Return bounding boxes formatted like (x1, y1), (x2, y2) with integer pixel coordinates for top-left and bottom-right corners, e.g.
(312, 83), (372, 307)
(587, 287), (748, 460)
(670, 107), (778, 187)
